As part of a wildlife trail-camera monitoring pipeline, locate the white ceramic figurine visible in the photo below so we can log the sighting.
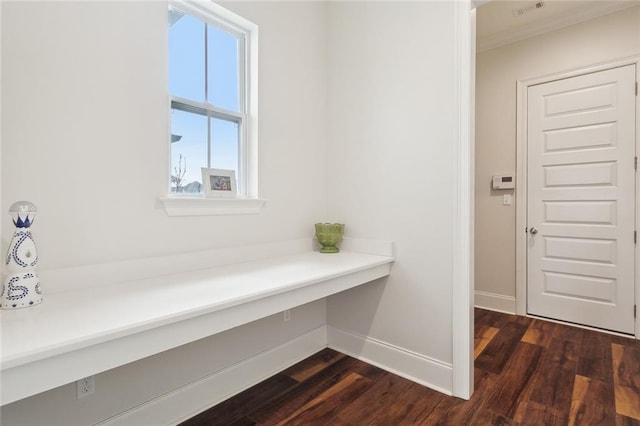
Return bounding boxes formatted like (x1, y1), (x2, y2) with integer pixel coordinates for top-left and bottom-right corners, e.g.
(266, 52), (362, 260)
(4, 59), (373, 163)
(1, 201), (42, 309)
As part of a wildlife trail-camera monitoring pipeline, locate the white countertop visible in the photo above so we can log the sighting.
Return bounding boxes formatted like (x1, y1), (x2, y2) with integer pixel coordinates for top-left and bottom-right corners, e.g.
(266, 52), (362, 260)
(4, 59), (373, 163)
(1, 242), (394, 405)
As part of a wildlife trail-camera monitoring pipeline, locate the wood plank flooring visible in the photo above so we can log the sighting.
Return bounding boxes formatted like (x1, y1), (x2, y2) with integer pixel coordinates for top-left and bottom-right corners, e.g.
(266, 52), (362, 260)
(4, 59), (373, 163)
(180, 309), (640, 425)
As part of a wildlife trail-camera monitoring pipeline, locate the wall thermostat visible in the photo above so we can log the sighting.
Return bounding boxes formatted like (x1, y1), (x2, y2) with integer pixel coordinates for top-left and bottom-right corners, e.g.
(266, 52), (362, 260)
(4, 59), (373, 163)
(492, 174), (515, 190)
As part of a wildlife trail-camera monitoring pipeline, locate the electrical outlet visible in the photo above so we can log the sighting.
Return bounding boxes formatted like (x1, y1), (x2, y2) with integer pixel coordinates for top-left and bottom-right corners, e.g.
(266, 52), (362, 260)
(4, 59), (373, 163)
(77, 376), (95, 399)
(283, 309), (291, 322)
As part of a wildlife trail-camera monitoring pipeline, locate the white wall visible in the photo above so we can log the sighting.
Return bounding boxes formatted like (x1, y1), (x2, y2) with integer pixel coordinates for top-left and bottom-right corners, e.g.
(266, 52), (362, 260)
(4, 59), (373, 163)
(475, 6), (640, 310)
(325, 1), (457, 385)
(1, 0), (328, 269)
(1, 1), (329, 424)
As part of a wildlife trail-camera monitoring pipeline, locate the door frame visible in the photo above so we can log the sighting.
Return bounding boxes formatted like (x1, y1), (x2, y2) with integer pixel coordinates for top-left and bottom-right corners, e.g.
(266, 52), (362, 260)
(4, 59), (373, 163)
(452, 0), (476, 399)
(515, 55), (640, 338)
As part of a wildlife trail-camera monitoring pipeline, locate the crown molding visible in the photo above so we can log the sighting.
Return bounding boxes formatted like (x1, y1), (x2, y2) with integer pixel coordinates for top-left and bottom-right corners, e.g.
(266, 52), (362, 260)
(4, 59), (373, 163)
(478, 2), (640, 53)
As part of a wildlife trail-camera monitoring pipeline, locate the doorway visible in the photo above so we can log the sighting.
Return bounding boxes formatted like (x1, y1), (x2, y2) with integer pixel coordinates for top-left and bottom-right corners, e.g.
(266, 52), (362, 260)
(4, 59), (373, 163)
(523, 64), (637, 334)
(474, 2), (640, 338)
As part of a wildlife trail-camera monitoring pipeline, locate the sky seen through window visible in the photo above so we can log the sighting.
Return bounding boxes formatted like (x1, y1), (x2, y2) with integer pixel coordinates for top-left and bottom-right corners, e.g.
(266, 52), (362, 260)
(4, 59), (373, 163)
(169, 9), (240, 191)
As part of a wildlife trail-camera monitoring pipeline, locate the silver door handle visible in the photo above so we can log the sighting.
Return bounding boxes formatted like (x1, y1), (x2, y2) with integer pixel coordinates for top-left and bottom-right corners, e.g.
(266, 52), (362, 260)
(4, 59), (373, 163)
(529, 227), (538, 235)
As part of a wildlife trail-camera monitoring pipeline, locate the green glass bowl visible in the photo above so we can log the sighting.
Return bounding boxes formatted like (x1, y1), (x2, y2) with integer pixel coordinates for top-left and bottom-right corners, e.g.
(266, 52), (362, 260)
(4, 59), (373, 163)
(315, 223), (345, 253)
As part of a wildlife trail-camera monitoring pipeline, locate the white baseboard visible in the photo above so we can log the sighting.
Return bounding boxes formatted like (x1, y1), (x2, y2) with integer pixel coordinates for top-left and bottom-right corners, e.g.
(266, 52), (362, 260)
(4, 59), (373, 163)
(326, 325), (453, 396)
(98, 326), (328, 426)
(474, 290), (516, 314)
(98, 324), (455, 425)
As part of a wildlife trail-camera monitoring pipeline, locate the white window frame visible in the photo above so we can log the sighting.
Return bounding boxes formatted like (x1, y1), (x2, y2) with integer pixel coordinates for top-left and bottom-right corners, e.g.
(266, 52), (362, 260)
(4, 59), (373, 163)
(161, 0), (262, 216)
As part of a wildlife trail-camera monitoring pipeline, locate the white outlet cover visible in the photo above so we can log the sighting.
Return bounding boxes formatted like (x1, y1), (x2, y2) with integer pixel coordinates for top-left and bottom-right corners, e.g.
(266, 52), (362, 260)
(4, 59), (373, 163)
(77, 376), (95, 399)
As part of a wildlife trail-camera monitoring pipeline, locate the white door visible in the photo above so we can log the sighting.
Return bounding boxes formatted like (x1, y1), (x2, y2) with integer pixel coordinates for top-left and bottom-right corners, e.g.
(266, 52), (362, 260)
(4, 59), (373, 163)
(527, 65), (636, 334)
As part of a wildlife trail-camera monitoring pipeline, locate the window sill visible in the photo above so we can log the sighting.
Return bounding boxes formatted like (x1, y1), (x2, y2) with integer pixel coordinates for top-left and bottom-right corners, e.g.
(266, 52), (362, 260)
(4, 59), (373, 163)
(158, 196), (266, 216)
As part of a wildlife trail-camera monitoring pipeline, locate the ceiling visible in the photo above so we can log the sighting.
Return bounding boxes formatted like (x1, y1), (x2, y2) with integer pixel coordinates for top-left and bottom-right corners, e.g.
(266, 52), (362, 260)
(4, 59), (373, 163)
(476, 0), (640, 52)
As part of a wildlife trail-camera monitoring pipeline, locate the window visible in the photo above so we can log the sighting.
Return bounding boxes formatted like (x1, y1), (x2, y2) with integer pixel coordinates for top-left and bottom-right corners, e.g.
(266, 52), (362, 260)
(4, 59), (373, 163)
(168, 1), (257, 198)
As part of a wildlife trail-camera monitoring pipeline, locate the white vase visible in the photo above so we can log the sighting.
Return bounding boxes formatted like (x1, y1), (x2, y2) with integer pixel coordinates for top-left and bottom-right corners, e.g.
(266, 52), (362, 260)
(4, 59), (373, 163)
(1, 201), (42, 309)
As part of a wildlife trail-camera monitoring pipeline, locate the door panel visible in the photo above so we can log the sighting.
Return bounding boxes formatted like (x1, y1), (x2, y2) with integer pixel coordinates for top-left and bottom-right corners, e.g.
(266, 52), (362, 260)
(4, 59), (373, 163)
(544, 201), (616, 225)
(543, 236), (616, 264)
(544, 161), (617, 187)
(527, 65), (636, 334)
(543, 272), (615, 303)
(544, 82), (616, 115)
(544, 122), (617, 152)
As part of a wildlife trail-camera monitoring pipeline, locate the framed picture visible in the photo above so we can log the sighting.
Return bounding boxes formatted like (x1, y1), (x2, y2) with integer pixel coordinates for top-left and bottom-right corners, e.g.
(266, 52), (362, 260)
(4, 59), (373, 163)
(201, 168), (237, 198)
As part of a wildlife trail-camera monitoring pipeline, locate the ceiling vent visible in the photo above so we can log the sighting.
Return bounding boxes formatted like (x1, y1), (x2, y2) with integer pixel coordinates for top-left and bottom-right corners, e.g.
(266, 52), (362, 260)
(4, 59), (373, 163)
(512, 2), (545, 17)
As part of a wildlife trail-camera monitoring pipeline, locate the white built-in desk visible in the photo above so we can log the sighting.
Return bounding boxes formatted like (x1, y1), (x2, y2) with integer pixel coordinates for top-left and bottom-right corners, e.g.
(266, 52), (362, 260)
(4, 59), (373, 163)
(0, 239), (394, 405)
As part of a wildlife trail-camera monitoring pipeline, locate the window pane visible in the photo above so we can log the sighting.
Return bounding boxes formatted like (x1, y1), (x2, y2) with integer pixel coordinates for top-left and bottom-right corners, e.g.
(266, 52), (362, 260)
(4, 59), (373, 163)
(169, 11), (205, 101)
(207, 25), (239, 111)
(171, 109), (207, 193)
(210, 118), (239, 172)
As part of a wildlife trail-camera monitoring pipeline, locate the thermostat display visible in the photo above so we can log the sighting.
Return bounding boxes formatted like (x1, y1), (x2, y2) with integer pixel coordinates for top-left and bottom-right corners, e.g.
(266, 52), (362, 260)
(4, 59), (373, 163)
(493, 175), (515, 190)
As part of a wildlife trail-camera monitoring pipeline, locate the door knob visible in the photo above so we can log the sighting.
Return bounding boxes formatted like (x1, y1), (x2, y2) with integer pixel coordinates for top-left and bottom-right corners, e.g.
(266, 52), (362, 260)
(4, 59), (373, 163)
(529, 227), (538, 235)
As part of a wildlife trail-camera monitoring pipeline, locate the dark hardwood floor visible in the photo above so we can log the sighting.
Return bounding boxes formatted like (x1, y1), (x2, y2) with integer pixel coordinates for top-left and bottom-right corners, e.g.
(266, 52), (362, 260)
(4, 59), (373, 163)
(180, 309), (640, 425)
